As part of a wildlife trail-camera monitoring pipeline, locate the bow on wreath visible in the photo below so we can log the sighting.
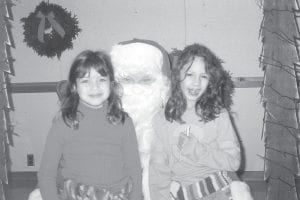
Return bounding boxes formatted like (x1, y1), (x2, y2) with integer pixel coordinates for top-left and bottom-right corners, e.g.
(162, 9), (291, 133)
(36, 11), (65, 43)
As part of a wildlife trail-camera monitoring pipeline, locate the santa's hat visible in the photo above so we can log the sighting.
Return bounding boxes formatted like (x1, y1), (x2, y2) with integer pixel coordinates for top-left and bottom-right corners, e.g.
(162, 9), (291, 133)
(110, 38), (171, 79)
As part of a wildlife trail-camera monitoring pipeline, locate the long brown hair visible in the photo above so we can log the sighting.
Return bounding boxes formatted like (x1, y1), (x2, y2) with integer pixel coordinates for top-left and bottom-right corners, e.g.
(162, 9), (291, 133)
(61, 50), (126, 129)
(165, 44), (234, 123)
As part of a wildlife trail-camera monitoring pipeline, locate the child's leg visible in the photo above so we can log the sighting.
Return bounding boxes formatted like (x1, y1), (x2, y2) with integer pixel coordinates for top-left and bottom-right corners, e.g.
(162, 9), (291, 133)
(198, 181), (254, 200)
(199, 186), (232, 200)
(174, 172), (254, 200)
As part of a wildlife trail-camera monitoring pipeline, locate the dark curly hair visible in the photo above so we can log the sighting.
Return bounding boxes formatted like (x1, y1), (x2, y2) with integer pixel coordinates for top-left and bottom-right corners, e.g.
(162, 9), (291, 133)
(165, 43), (234, 123)
(61, 50), (127, 129)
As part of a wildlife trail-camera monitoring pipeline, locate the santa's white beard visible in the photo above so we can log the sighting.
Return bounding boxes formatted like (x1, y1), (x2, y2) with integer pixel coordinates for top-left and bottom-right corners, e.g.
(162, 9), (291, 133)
(122, 91), (161, 200)
(122, 86), (163, 154)
(122, 91), (162, 124)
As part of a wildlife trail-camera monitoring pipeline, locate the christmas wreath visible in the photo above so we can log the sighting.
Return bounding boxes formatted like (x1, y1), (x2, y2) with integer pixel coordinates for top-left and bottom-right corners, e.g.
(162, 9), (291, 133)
(21, 2), (81, 58)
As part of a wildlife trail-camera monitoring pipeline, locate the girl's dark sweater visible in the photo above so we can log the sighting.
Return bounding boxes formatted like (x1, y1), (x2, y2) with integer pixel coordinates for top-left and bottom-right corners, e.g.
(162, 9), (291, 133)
(38, 103), (142, 200)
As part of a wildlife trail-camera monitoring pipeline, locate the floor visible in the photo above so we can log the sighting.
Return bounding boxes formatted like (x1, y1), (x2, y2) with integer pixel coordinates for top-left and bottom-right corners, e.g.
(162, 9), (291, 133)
(247, 180), (267, 200)
(6, 180), (36, 200)
(6, 179), (266, 200)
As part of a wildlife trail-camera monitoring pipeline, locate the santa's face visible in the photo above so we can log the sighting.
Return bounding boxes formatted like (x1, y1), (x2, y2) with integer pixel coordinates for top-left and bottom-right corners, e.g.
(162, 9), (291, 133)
(115, 67), (165, 122)
(111, 42), (170, 123)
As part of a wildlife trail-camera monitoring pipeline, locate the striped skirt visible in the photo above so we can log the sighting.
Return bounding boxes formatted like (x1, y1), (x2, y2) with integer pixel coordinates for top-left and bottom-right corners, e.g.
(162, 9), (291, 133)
(58, 179), (132, 200)
(176, 171), (239, 200)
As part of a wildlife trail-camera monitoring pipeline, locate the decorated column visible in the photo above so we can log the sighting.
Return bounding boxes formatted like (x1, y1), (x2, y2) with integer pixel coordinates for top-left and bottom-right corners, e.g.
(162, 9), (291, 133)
(0, 0), (14, 199)
(260, 0), (300, 199)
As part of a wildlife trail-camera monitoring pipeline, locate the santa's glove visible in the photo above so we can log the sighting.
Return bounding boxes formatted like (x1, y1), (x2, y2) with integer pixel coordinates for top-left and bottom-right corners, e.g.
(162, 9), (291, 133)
(28, 188), (42, 200)
(170, 181), (180, 200)
(230, 181), (254, 200)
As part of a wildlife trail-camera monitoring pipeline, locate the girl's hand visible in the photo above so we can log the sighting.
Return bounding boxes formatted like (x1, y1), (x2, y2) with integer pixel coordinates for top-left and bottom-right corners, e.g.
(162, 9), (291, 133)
(179, 133), (206, 160)
(177, 132), (190, 150)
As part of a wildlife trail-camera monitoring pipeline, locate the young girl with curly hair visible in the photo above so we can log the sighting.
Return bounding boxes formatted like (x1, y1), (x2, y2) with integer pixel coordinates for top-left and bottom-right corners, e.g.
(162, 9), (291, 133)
(149, 44), (253, 200)
(38, 50), (142, 200)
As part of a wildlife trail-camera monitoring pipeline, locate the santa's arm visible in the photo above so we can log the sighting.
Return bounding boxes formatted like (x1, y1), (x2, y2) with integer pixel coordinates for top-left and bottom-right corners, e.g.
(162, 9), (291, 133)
(149, 134), (172, 200)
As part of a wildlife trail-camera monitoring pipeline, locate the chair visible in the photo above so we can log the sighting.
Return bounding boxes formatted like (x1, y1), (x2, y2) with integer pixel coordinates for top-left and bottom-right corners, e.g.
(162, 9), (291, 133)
(56, 80), (68, 102)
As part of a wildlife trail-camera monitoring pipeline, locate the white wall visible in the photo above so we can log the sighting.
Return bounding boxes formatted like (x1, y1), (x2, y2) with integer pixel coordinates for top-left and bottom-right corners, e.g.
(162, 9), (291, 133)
(232, 88), (265, 171)
(9, 0), (264, 171)
(9, 93), (59, 171)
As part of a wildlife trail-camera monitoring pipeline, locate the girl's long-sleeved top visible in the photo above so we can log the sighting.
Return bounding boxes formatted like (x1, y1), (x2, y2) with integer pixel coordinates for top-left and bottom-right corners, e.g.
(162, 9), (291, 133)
(149, 109), (241, 200)
(38, 103), (142, 200)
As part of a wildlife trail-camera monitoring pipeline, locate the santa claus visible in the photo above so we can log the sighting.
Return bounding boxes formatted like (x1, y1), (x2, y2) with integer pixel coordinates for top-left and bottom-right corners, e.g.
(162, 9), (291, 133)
(110, 39), (171, 200)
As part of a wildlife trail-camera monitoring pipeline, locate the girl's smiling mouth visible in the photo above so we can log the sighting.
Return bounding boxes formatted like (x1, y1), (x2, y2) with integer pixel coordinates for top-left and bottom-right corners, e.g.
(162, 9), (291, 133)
(188, 88), (201, 96)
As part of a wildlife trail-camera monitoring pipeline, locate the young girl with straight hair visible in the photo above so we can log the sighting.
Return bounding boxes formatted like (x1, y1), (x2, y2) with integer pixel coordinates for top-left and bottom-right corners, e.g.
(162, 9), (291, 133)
(38, 50), (142, 200)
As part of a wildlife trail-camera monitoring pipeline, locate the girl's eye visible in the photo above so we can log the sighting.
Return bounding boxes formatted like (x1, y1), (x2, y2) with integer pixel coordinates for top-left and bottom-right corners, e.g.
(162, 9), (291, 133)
(201, 74), (208, 79)
(80, 79), (89, 84)
(186, 73), (194, 77)
(98, 78), (108, 82)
